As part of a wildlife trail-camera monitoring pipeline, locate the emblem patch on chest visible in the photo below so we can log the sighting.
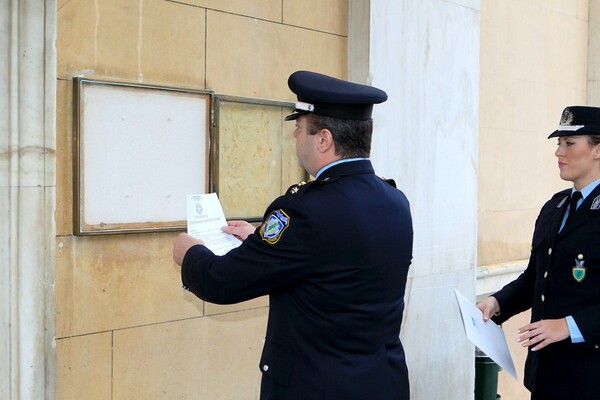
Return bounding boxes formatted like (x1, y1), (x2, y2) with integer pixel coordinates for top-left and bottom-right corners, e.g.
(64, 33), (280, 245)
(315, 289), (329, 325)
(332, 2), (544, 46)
(260, 209), (291, 244)
(572, 258), (586, 283)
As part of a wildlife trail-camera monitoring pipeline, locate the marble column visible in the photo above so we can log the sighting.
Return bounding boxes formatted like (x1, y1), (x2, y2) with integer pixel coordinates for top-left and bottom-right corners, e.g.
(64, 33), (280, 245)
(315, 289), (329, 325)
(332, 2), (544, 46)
(589, 0), (600, 105)
(0, 1), (57, 399)
(349, 0), (481, 398)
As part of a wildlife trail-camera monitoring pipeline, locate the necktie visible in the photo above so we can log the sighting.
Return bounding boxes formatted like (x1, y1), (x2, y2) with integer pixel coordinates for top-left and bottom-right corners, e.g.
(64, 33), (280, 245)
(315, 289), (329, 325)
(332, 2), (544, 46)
(566, 191), (583, 224)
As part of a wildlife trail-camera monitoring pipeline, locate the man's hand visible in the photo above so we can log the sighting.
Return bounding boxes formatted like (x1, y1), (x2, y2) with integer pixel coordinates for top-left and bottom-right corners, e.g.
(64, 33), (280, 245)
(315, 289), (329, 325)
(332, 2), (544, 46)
(173, 233), (203, 266)
(222, 220), (255, 241)
(476, 296), (500, 321)
(517, 319), (569, 351)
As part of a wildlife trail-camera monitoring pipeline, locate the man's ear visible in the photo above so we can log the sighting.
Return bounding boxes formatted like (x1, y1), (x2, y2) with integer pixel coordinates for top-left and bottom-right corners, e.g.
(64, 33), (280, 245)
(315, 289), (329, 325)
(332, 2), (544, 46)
(316, 129), (334, 153)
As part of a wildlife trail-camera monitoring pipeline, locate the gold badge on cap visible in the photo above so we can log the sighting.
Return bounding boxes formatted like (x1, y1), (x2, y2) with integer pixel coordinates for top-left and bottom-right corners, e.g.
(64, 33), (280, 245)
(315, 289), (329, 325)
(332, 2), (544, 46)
(572, 257), (586, 283)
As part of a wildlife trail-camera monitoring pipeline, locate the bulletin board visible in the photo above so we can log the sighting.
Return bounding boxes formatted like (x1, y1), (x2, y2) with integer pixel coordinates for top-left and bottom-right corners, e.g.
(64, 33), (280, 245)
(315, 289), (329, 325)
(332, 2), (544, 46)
(73, 78), (211, 235)
(211, 95), (306, 222)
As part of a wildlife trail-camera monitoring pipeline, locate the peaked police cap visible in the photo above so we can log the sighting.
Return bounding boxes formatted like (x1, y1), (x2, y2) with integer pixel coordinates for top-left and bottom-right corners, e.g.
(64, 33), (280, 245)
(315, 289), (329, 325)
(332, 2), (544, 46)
(548, 106), (600, 138)
(285, 71), (388, 121)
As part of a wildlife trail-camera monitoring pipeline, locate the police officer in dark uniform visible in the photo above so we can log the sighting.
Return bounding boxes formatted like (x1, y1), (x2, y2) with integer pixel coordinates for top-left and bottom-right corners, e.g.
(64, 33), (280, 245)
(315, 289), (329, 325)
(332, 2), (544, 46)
(478, 106), (600, 400)
(173, 71), (413, 400)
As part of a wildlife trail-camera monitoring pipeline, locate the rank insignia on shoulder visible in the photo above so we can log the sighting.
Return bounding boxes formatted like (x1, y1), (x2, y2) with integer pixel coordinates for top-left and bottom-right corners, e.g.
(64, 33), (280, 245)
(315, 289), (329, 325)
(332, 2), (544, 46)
(572, 258), (586, 283)
(260, 209), (290, 244)
(289, 180), (312, 194)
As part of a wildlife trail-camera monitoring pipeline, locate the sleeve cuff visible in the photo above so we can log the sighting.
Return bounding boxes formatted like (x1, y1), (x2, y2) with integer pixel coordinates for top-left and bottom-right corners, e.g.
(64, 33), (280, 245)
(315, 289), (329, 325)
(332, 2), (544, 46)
(566, 315), (585, 343)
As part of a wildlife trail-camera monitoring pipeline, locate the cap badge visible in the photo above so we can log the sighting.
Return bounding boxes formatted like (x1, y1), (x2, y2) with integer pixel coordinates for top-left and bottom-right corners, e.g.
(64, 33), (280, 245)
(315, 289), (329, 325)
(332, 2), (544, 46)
(557, 108), (585, 131)
(260, 209), (290, 245)
(572, 258), (586, 283)
(560, 109), (574, 125)
(591, 195), (600, 210)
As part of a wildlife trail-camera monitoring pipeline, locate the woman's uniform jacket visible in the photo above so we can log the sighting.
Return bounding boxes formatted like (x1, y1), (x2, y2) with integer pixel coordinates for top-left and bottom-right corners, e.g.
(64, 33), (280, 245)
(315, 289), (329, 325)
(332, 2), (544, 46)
(492, 185), (600, 399)
(181, 160), (413, 400)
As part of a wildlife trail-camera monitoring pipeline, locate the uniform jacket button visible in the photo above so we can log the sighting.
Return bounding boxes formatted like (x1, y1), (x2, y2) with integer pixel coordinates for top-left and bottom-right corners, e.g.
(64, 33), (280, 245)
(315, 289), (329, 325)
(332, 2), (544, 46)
(263, 365), (269, 372)
(548, 248), (552, 255)
(543, 271), (548, 278)
(541, 294), (545, 302)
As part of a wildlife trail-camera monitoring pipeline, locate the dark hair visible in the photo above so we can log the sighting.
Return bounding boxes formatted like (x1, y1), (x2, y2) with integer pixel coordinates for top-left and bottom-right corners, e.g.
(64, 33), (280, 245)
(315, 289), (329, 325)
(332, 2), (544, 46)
(303, 114), (373, 158)
(587, 135), (600, 146)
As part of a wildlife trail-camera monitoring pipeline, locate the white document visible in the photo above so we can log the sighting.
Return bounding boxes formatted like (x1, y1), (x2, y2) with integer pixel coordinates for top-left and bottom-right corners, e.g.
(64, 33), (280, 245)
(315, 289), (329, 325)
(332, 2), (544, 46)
(187, 193), (242, 256)
(454, 289), (518, 379)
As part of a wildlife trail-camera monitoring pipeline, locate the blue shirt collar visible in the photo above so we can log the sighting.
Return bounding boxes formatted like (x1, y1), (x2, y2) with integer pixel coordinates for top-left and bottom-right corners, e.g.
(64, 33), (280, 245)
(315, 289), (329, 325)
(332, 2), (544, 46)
(315, 157), (367, 178)
(572, 178), (600, 200)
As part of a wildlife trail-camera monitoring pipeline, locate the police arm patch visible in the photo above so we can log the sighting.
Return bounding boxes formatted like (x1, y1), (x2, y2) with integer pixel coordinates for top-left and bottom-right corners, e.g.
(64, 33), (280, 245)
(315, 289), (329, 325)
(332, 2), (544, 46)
(260, 209), (291, 244)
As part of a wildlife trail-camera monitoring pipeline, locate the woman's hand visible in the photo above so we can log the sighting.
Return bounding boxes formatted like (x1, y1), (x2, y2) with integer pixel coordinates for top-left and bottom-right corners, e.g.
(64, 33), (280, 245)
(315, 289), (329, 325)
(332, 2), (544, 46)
(476, 296), (500, 321)
(516, 319), (569, 351)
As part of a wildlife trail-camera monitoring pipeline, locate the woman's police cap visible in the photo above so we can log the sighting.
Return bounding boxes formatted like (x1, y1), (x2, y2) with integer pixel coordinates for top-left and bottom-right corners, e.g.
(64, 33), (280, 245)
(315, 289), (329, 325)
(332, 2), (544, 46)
(285, 71), (388, 121)
(548, 106), (600, 138)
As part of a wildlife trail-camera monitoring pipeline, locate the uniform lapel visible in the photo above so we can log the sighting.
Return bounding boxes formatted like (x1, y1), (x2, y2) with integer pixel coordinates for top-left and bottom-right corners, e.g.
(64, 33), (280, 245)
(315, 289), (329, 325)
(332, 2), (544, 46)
(559, 184), (600, 238)
(549, 193), (570, 244)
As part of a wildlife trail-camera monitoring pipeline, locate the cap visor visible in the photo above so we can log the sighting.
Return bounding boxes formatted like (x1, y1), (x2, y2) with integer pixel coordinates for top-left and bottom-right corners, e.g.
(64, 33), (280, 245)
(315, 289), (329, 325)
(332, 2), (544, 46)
(284, 110), (308, 121)
(547, 130), (561, 139)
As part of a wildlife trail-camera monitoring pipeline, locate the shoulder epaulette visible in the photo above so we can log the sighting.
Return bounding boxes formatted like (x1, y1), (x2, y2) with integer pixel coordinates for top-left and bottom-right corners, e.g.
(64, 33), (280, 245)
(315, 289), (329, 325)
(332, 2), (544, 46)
(286, 180), (313, 195)
(286, 176), (344, 195)
(380, 177), (397, 188)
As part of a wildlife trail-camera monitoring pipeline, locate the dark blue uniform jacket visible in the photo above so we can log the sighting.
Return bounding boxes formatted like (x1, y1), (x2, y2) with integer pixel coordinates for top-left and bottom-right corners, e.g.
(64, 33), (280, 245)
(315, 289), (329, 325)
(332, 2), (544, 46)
(182, 160), (413, 400)
(493, 185), (600, 399)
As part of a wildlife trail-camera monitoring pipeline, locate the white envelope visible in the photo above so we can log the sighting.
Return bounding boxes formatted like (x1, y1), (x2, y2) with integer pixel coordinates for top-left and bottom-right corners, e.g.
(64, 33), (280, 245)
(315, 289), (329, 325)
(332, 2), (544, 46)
(454, 288), (517, 379)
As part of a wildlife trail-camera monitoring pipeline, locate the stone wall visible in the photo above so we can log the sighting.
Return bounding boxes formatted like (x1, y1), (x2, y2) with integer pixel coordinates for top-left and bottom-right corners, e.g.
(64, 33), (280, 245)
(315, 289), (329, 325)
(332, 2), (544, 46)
(55, 1), (347, 399)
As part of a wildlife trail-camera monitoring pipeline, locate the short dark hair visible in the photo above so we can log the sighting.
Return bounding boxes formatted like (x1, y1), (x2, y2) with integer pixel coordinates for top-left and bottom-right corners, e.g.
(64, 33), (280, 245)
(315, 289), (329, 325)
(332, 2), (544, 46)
(303, 114), (373, 158)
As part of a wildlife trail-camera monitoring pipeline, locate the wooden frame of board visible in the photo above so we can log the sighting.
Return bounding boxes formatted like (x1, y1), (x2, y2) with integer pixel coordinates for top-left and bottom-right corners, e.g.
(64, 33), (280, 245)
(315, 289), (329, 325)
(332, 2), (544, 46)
(73, 78), (211, 235)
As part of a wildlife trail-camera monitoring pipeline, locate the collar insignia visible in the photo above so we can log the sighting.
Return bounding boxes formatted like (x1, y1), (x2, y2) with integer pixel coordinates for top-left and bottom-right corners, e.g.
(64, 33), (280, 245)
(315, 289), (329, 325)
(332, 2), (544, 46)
(557, 196), (568, 208)
(591, 195), (600, 210)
